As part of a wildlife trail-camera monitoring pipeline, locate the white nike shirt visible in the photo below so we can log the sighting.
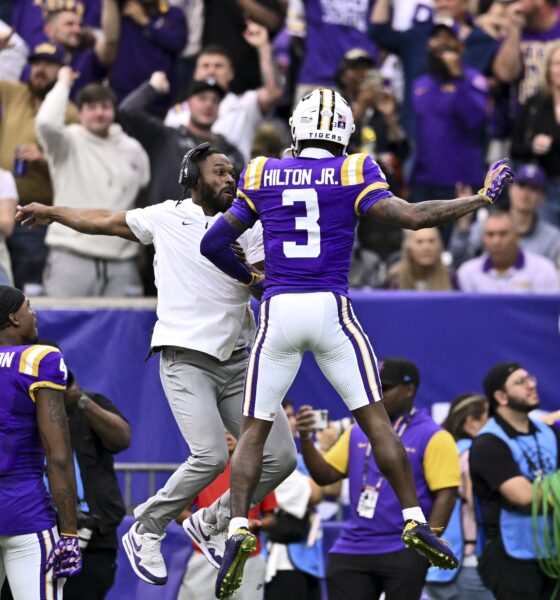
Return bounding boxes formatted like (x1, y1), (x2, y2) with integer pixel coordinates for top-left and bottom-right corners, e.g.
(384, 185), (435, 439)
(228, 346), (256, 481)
(126, 199), (264, 360)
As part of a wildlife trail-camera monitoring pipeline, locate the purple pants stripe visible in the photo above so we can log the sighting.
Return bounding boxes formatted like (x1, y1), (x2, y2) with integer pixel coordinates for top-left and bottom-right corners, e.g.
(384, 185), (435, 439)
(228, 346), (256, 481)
(243, 298), (270, 418)
(335, 295), (381, 404)
(346, 299), (383, 395)
(37, 531), (48, 600)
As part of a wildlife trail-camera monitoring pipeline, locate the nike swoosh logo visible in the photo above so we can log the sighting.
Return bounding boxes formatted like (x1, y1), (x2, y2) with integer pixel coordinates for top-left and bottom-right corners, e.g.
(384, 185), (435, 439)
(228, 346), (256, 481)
(182, 221), (191, 225)
(196, 522), (211, 542)
(130, 532), (143, 553)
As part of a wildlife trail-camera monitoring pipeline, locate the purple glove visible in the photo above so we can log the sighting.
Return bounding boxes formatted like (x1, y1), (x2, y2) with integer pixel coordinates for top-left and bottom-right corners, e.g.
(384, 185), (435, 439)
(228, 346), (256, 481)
(478, 158), (515, 203)
(45, 534), (82, 578)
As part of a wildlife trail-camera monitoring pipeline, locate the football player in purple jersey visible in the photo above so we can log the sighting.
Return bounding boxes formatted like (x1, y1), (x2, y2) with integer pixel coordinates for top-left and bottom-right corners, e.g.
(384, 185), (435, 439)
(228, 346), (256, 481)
(0, 286), (81, 598)
(200, 88), (514, 598)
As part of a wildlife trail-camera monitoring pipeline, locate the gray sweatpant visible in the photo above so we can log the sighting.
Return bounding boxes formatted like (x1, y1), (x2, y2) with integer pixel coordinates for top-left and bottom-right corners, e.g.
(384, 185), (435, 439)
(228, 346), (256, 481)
(43, 248), (142, 297)
(134, 347), (297, 535)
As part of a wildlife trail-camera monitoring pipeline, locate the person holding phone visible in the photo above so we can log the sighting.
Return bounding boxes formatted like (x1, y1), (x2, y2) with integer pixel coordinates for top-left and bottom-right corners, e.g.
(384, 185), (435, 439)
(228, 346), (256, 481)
(295, 358), (460, 600)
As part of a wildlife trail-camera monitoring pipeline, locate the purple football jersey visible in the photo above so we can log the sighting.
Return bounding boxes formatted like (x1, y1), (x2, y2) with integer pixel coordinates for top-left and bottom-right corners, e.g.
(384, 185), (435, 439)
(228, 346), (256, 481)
(0, 345), (68, 535)
(230, 153), (392, 299)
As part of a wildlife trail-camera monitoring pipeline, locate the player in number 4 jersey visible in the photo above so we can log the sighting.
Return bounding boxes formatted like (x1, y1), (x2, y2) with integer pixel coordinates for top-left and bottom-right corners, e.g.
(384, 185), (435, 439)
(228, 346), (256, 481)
(0, 286), (82, 599)
(201, 88), (514, 599)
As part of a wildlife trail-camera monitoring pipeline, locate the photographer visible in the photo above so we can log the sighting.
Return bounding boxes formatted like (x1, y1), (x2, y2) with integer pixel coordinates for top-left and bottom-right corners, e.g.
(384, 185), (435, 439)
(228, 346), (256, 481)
(62, 368), (131, 600)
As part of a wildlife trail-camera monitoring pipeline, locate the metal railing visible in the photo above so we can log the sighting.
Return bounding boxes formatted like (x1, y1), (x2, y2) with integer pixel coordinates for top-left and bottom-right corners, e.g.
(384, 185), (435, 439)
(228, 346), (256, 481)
(115, 462), (181, 514)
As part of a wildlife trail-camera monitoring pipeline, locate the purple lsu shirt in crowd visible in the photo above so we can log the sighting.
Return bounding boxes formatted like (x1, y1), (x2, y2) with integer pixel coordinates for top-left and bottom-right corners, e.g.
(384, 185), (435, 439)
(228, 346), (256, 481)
(332, 410), (441, 555)
(229, 152), (393, 300)
(0, 345), (67, 536)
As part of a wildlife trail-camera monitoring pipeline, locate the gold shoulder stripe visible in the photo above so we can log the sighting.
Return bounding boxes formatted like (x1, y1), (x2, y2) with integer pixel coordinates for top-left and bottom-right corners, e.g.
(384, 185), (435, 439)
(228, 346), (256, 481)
(341, 153), (368, 186)
(341, 155), (352, 186)
(19, 346), (36, 374)
(354, 182), (390, 215)
(237, 190), (256, 212)
(19, 345), (58, 377)
(29, 381), (66, 403)
(243, 157), (268, 191)
(355, 153), (367, 184)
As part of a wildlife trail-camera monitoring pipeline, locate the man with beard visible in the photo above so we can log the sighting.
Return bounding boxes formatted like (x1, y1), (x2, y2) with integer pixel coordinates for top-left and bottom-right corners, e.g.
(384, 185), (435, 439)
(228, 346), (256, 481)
(410, 24), (488, 211)
(469, 362), (560, 600)
(0, 286), (82, 597)
(15, 144), (297, 586)
(0, 43), (78, 293)
(35, 65), (150, 297)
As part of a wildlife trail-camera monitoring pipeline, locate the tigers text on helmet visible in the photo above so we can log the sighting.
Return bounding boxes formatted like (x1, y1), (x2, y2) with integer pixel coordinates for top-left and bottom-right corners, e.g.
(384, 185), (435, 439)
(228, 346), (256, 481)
(289, 88), (355, 154)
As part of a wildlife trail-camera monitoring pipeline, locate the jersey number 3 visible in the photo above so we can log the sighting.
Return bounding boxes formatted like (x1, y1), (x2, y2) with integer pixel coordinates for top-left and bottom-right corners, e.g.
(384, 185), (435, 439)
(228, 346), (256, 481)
(282, 189), (320, 258)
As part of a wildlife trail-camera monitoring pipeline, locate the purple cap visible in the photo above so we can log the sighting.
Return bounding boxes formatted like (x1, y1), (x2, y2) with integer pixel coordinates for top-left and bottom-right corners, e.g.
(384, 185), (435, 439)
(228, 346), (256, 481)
(29, 43), (65, 65)
(515, 164), (547, 191)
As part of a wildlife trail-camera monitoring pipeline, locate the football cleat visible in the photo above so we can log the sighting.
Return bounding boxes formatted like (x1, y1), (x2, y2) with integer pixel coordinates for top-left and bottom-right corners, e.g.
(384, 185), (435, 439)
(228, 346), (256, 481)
(401, 519), (459, 570)
(215, 528), (257, 599)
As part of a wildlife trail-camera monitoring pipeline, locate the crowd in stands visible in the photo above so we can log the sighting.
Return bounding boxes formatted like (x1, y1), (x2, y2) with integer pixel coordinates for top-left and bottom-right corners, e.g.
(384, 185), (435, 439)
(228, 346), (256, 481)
(1, 0), (560, 296)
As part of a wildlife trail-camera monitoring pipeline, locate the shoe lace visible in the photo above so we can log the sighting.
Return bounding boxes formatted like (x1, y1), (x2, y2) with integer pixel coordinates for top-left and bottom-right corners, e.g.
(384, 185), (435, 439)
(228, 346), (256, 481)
(142, 533), (165, 565)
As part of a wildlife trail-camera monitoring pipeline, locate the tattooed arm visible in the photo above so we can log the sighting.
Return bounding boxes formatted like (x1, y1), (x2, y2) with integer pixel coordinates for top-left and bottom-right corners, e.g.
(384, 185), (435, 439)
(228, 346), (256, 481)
(367, 194), (489, 230)
(367, 159), (514, 229)
(36, 388), (78, 534)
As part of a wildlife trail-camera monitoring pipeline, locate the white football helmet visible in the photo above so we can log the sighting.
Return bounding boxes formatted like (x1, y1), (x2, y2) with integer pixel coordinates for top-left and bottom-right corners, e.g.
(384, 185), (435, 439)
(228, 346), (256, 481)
(289, 88), (355, 154)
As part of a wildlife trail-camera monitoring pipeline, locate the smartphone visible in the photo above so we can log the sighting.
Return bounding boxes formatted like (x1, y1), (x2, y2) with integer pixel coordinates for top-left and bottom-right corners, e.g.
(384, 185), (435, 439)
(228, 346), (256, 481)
(310, 409), (329, 430)
(363, 69), (383, 89)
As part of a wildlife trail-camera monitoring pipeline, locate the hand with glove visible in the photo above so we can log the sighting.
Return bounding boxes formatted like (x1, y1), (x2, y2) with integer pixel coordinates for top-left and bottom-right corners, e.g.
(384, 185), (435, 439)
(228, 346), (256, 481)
(45, 533), (83, 578)
(478, 158), (515, 204)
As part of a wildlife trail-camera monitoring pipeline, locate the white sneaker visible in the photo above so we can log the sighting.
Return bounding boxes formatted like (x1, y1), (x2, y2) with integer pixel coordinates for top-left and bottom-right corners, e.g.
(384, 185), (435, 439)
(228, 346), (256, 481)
(122, 521), (168, 585)
(183, 509), (227, 569)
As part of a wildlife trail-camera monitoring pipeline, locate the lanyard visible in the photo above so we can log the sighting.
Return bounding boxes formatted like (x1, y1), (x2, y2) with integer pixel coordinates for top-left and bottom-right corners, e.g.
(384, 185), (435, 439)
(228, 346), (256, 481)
(517, 432), (547, 480)
(361, 408), (416, 491)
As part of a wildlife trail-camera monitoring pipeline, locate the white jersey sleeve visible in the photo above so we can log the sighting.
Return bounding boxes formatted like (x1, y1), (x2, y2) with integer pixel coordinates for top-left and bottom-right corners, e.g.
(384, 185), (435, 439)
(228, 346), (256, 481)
(239, 220), (264, 265)
(126, 205), (163, 245)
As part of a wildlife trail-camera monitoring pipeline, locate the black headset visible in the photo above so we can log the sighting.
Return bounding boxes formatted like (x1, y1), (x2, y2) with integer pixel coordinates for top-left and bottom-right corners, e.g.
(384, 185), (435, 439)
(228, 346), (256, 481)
(178, 142), (213, 198)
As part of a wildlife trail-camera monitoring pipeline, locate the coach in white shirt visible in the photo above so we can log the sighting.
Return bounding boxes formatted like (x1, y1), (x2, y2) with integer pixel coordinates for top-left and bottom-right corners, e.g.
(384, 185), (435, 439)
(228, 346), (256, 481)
(15, 145), (297, 586)
(165, 23), (284, 162)
(457, 210), (560, 293)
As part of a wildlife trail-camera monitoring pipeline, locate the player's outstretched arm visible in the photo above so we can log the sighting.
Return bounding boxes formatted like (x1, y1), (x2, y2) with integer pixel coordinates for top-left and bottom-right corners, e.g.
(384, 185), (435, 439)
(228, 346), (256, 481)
(36, 388), (78, 535)
(368, 159), (514, 230)
(369, 193), (489, 230)
(15, 204), (138, 241)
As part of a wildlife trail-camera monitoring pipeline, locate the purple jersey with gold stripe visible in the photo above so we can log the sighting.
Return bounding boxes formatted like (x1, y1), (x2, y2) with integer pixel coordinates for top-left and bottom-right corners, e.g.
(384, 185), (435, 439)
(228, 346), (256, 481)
(0, 345), (68, 535)
(230, 152), (392, 299)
